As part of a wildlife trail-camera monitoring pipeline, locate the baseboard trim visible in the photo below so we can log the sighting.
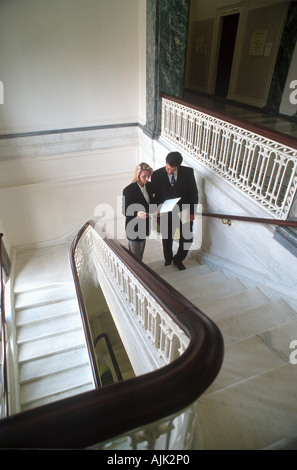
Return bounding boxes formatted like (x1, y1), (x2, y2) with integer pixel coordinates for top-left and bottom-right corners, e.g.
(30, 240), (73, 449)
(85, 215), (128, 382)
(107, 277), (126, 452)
(0, 122), (140, 140)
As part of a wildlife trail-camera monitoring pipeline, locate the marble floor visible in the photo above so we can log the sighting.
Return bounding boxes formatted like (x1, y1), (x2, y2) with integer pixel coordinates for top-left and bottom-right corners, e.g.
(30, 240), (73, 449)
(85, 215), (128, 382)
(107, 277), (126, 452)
(184, 91), (297, 139)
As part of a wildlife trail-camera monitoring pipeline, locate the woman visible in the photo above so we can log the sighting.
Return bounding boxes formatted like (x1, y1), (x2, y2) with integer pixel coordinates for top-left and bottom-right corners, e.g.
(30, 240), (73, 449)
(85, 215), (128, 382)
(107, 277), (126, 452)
(122, 162), (154, 261)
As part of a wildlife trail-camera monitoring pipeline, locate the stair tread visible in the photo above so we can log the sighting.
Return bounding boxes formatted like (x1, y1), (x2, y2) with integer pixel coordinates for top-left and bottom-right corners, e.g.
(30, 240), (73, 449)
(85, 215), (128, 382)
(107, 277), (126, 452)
(14, 284), (76, 310)
(217, 298), (297, 345)
(158, 263), (213, 282)
(21, 364), (93, 406)
(147, 258), (198, 275)
(22, 384), (94, 412)
(196, 362), (297, 450)
(20, 347), (90, 383)
(18, 329), (86, 363)
(177, 277), (245, 303)
(206, 323), (296, 394)
(196, 287), (270, 321)
(16, 298), (79, 326)
(17, 311), (82, 344)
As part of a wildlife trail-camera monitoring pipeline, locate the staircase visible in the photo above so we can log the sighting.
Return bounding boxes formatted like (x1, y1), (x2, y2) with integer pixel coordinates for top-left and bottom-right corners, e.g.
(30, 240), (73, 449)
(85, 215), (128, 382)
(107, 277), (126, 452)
(10, 236), (297, 449)
(12, 243), (94, 412)
(143, 239), (297, 450)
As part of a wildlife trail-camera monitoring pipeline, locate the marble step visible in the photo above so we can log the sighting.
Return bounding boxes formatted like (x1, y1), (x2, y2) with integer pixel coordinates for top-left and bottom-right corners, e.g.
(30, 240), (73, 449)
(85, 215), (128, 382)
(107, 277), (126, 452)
(153, 265), (246, 302)
(14, 284), (76, 310)
(19, 347), (90, 383)
(216, 298), (297, 345)
(22, 383), (93, 412)
(17, 311), (82, 344)
(197, 362), (297, 450)
(177, 276), (246, 303)
(20, 364), (93, 408)
(146, 258), (198, 276)
(16, 298), (79, 326)
(196, 319), (297, 450)
(206, 319), (297, 394)
(18, 329), (86, 364)
(195, 287), (270, 322)
(157, 263), (212, 282)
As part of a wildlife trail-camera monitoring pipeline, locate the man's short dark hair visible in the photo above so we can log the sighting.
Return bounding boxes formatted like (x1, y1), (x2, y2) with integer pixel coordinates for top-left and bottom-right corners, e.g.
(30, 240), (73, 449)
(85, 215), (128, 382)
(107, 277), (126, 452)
(166, 151), (183, 167)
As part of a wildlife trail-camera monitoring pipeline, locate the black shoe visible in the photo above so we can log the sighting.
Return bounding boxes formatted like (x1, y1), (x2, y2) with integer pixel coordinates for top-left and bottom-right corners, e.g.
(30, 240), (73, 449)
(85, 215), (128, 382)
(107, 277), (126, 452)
(173, 260), (186, 271)
(164, 260), (172, 266)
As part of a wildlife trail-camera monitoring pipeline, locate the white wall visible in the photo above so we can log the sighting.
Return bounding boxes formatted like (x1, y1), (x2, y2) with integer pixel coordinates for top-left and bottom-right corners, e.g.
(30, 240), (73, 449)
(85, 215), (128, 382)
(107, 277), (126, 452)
(0, 0), (146, 134)
(0, 128), (140, 247)
(0, 0), (147, 247)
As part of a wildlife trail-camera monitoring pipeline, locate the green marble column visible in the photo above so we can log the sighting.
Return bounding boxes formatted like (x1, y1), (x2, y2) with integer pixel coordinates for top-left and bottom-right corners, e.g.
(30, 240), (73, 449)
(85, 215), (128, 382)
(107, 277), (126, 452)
(159, 0), (190, 98)
(145, 0), (190, 138)
(266, 3), (297, 113)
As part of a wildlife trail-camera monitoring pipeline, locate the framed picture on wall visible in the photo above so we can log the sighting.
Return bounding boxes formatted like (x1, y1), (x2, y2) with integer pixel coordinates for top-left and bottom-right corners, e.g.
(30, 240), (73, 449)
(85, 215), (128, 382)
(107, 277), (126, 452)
(249, 29), (268, 56)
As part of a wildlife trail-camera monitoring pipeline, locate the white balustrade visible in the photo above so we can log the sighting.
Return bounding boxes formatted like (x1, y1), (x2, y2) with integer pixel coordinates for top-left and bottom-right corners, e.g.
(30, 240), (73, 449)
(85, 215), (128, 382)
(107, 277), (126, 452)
(75, 225), (189, 367)
(74, 223), (198, 450)
(161, 97), (297, 219)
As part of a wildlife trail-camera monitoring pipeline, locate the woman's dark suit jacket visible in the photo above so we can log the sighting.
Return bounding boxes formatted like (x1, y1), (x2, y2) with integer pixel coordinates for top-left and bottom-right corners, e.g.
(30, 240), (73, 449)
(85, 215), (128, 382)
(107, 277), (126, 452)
(122, 181), (154, 241)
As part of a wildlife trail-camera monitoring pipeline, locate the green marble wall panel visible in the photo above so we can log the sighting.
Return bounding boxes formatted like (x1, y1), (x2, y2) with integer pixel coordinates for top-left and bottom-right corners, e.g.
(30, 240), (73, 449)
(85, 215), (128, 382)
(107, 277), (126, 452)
(159, 0), (190, 98)
(266, 3), (297, 113)
(145, 0), (160, 138)
(145, 0), (189, 138)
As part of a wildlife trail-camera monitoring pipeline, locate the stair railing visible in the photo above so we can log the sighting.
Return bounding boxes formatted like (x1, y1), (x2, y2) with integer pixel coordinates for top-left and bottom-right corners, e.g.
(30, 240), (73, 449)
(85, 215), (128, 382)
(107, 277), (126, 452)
(0, 234), (9, 418)
(202, 212), (297, 228)
(0, 219), (224, 449)
(161, 93), (297, 220)
(94, 333), (123, 385)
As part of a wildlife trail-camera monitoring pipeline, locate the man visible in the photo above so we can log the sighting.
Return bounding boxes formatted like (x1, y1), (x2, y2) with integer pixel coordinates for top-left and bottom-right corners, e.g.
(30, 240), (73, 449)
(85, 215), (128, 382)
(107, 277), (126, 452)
(151, 152), (198, 270)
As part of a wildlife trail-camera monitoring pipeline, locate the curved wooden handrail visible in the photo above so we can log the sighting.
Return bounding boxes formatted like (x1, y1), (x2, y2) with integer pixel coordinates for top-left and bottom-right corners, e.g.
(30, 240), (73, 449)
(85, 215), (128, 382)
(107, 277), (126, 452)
(0, 220), (224, 449)
(0, 234), (9, 418)
(161, 93), (297, 150)
(69, 222), (101, 389)
(202, 213), (297, 228)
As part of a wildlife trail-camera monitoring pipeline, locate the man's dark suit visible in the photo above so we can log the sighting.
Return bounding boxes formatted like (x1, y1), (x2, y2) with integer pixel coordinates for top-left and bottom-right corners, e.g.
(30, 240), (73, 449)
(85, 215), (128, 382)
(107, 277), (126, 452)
(151, 165), (198, 265)
(122, 181), (154, 241)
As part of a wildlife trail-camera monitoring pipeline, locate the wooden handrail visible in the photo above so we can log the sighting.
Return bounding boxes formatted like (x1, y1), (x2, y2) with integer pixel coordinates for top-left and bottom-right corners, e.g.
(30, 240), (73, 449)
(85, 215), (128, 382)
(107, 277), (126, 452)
(202, 213), (297, 228)
(69, 222), (101, 389)
(0, 234), (9, 418)
(0, 220), (224, 449)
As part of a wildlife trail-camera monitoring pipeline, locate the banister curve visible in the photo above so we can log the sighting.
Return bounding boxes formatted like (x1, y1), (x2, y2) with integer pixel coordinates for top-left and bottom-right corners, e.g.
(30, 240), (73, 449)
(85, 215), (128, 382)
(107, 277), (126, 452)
(0, 220), (224, 449)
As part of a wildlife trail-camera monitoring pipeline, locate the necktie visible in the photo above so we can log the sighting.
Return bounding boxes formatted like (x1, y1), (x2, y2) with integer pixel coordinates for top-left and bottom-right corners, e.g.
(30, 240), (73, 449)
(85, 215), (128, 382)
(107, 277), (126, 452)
(170, 174), (175, 187)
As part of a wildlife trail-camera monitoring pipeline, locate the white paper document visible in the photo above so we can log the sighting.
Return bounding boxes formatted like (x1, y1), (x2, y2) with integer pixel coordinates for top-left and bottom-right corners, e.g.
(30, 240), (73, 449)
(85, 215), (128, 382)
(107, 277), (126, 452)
(159, 198), (181, 214)
(178, 207), (190, 223)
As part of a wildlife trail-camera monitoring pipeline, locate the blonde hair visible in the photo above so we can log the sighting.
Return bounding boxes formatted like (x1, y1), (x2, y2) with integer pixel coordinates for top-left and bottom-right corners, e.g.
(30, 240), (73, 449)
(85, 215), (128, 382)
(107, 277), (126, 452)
(132, 162), (153, 183)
